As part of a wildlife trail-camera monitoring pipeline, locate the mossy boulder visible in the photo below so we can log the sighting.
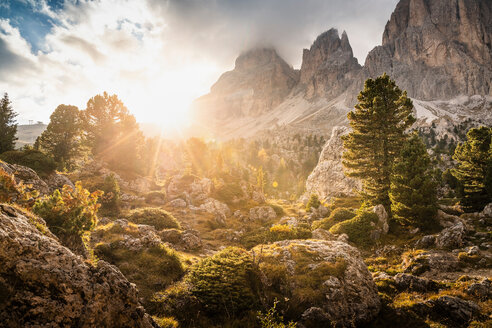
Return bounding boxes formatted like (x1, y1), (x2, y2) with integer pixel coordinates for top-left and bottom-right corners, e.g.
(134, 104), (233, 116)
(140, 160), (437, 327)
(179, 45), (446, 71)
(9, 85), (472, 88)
(252, 240), (381, 327)
(312, 207), (356, 230)
(154, 247), (261, 326)
(126, 207), (181, 230)
(329, 210), (381, 247)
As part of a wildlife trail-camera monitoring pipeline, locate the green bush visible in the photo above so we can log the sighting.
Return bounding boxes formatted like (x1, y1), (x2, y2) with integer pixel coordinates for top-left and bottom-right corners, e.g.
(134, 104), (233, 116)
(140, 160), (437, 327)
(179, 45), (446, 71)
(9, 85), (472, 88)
(126, 207), (181, 230)
(0, 149), (56, 177)
(156, 247), (261, 325)
(95, 242), (184, 311)
(269, 224), (312, 242)
(212, 182), (244, 204)
(33, 182), (101, 237)
(329, 210), (379, 247)
(268, 203), (286, 217)
(305, 194), (321, 212)
(312, 207), (355, 230)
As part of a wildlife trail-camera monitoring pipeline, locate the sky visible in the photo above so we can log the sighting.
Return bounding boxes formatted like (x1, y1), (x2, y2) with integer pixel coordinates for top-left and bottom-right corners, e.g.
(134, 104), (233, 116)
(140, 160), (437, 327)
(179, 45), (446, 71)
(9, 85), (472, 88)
(0, 0), (399, 129)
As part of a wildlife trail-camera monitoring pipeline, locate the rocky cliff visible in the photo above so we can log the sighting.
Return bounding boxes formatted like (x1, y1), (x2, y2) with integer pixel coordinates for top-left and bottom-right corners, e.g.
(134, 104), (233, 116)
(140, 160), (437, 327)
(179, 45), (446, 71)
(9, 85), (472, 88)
(0, 204), (157, 328)
(362, 0), (492, 100)
(191, 0), (492, 140)
(299, 29), (361, 100)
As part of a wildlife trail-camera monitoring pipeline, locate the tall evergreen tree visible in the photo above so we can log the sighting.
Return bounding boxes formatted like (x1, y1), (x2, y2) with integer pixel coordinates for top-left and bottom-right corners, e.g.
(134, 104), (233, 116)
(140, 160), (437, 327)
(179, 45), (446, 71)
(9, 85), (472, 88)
(452, 126), (492, 212)
(36, 105), (83, 169)
(342, 74), (415, 210)
(0, 93), (18, 153)
(82, 92), (144, 172)
(390, 132), (437, 229)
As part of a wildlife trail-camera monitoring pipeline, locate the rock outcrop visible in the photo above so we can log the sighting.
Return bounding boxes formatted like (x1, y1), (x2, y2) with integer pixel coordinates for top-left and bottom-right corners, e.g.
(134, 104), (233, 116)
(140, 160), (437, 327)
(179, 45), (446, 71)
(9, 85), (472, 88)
(0, 161), (49, 195)
(305, 126), (361, 200)
(253, 240), (380, 326)
(0, 204), (156, 328)
(299, 28), (361, 100)
(362, 0), (492, 100)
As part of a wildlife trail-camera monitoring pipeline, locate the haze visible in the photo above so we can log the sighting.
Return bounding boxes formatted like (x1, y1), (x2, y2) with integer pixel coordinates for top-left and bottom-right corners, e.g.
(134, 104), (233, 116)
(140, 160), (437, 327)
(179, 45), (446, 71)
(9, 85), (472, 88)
(0, 0), (398, 130)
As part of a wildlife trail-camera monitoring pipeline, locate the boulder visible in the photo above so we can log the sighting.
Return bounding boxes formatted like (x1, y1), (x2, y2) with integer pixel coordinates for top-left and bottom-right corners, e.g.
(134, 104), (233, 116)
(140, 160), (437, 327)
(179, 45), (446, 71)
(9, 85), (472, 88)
(253, 240), (380, 326)
(180, 230), (203, 250)
(436, 209), (461, 227)
(249, 206), (277, 222)
(168, 198), (187, 208)
(480, 203), (492, 218)
(394, 273), (439, 292)
(466, 279), (491, 300)
(426, 296), (479, 326)
(436, 222), (466, 249)
(403, 250), (460, 275)
(415, 235), (437, 248)
(372, 205), (389, 235)
(305, 126), (361, 200)
(44, 172), (74, 192)
(0, 161), (50, 195)
(198, 198), (231, 217)
(0, 204), (156, 328)
(252, 190), (266, 203)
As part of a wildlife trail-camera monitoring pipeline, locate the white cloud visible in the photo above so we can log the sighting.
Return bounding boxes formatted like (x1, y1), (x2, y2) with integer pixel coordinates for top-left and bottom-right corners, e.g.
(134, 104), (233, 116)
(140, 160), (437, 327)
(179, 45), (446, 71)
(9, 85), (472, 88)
(0, 0), (399, 128)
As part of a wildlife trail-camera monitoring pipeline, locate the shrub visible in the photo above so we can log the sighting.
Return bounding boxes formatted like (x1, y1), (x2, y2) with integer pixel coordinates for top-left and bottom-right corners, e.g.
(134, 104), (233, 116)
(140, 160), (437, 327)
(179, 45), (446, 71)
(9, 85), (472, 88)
(95, 242), (184, 311)
(152, 317), (179, 328)
(329, 210), (379, 247)
(126, 207), (181, 230)
(213, 182), (244, 204)
(157, 247), (261, 325)
(268, 203), (286, 217)
(312, 207), (356, 230)
(187, 247), (260, 315)
(0, 149), (56, 177)
(306, 193), (321, 212)
(258, 245), (348, 319)
(0, 165), (38, 207)
(269, 224), (312, 242)
(100, 173), (120, 212)
(33, 182), (101, 237)
(257, 300), (297, 328)
(145, 190), (167, 204)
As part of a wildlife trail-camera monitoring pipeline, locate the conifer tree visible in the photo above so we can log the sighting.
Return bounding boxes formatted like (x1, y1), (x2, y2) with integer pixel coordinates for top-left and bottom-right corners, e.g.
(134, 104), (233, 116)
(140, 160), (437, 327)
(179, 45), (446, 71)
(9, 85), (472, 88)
(452, 126), (492, 212)
(342, 74), (415, 210)
(82, 92), (144, 172)
(36, 104), (83, 169)
(0, 93), (18, 153)
(390, 132), (437, 229)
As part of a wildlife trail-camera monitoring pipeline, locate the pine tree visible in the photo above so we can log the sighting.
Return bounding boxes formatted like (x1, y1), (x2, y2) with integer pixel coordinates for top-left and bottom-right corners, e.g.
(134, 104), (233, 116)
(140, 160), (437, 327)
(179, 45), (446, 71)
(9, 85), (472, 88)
(342, 74), (415, 210)
(452, 126), (492, 212)
(390, 132), (437, 229)
(0, 93), (18, 153)
(36, 104), (83, 169)
(82, 92), (144, 172)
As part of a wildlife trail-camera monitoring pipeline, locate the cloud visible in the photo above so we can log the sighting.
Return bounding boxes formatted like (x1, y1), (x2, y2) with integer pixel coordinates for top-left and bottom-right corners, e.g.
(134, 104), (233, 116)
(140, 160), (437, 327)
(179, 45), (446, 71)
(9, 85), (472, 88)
(0, 0), (399, 127)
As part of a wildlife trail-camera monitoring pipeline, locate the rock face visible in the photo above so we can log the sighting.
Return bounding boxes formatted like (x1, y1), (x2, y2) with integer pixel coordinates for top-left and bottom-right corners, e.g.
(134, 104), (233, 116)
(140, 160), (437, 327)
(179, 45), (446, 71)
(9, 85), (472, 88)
(0, 204), (156, 328)
(305, 126), (361, 200)
(0, 161), (49, 195)
(363, 0), (492, 100)
(192, 48), (299, 131)
(300, 29), (362, 100)
(253, 240), (380, 326)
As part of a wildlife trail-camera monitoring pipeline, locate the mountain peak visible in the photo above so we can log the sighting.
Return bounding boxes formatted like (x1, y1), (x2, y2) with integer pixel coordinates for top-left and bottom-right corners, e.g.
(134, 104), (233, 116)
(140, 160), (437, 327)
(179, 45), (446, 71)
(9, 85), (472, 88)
(365, 0), (492, 100)
(299, 29), (361, 99)
(234, 48), (285, 71)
